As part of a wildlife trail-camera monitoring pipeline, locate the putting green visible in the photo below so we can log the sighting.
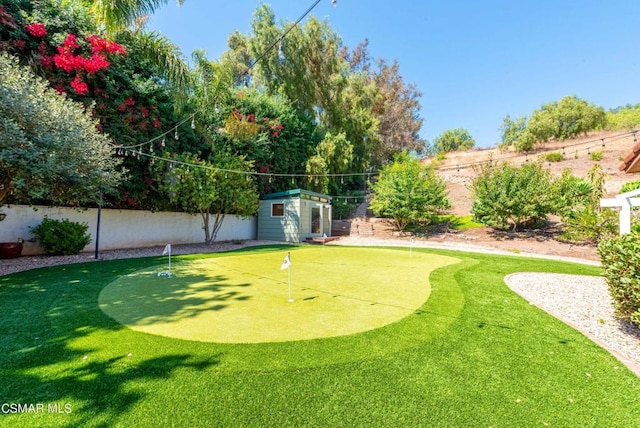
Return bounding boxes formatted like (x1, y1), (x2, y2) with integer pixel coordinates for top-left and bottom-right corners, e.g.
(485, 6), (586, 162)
(99, 247), (458, 343)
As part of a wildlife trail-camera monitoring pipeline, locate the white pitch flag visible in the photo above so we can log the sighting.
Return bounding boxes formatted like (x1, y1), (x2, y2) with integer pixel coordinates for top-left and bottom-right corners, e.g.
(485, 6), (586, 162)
(162, 243), (171, 255)
(280, 253), (291, 270)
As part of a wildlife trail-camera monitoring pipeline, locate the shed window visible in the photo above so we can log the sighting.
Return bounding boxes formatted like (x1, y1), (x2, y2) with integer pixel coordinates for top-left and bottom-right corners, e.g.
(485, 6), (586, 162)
(271, 203), (284, 217)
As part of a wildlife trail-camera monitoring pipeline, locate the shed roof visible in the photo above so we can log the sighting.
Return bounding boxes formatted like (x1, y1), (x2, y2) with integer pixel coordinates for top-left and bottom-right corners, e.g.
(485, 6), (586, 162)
(618, 140), (640, 173)
(261, 188), (332, 201)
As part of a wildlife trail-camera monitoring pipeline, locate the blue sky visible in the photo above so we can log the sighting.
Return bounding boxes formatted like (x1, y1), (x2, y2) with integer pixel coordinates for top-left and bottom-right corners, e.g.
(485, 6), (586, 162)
(148, 0), (640, 148)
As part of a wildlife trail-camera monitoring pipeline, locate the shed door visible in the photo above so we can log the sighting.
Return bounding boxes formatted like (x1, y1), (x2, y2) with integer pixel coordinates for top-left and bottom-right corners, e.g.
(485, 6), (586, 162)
(311, 206), (321, 234)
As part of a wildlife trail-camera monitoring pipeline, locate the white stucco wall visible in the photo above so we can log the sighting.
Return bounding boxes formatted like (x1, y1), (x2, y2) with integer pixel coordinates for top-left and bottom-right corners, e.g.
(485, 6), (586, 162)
(0, 205), (256, 255)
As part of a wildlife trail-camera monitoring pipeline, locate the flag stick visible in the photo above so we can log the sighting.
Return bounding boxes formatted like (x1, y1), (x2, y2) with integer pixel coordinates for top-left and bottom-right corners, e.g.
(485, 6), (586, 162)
(287, 252), (293, 302)
(168, 247), (172, 276)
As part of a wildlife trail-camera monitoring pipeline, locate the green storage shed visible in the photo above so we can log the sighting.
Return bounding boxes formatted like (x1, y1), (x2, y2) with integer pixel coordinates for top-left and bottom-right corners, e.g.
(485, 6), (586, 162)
(257, 189), (332, 243)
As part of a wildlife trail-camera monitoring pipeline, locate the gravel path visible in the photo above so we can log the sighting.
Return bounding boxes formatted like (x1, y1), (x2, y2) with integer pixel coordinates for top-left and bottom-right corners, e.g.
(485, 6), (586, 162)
(506, 273), (640, 376)
(1, 238), (638, 376)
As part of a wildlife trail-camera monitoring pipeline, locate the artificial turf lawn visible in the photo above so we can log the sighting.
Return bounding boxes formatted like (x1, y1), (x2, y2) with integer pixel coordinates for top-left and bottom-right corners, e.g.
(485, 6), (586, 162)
(1, 245), (639, 427)
(98, 247), (457, 343)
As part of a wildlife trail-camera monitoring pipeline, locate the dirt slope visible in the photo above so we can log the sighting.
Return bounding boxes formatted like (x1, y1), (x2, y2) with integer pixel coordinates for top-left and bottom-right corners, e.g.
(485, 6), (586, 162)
(433, 130), (637, 216)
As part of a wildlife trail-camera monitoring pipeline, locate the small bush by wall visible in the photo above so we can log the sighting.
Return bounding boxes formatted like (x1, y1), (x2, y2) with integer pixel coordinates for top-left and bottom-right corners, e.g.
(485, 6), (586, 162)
(30, 217), (92, 255)
(597, 233), (640, 328)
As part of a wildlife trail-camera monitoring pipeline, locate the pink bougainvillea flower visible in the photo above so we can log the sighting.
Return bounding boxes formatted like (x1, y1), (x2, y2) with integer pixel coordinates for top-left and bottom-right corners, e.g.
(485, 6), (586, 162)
(70, 75), (89, 95)
(25, 22), (47, 37)
(62, 33), (80, 49)
(39, 55), (53, 68)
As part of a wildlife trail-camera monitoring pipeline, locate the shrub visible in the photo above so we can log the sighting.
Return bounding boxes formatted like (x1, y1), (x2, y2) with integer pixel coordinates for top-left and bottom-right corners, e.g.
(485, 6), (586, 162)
(555, 165), (617, 243)
(30, 217), (91, 255)
(543, 152), (564, 162)
(470, 161), (554, 230)
(332, 198), (359, 219)
(589, 150), (603, 161)
(620, 179), (640, 193)
(597, 233), (640, 328)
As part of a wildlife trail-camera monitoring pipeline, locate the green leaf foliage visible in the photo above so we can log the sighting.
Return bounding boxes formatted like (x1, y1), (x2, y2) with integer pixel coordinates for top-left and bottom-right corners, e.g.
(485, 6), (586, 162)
(556, 164), (617, 243)
(605, 103), (640, 130)
(30, 217), (91, 255)
(433, 128), (475, 153)
(156, 152), (258, 244)
(620, 179), (640, 194)
(370, 152), (450, 232)
(501, 96), (607, 152)
(598, 233), (640, 328)
(471, 161), (555, 230)
(0, 52), (125, 207)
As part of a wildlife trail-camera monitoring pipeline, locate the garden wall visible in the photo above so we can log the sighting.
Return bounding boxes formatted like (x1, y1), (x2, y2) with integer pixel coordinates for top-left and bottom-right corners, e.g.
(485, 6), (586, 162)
(0, 205), (257, 255)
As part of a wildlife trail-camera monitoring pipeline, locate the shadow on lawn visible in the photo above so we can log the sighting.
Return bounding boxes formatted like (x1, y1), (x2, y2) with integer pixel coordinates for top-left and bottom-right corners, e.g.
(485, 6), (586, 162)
(100, 269), (254, 326)
(0, 257), (221, 427)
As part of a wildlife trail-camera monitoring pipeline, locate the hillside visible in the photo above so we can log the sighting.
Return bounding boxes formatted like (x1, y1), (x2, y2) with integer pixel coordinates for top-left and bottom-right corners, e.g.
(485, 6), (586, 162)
(432, 130), (638, 216)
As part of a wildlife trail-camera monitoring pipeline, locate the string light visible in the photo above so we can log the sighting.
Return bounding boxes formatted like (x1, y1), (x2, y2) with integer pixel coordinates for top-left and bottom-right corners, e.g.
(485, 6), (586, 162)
(174, 128), (179, 140)
(191, 114), (195, 129)
(437, 129), (638, 173)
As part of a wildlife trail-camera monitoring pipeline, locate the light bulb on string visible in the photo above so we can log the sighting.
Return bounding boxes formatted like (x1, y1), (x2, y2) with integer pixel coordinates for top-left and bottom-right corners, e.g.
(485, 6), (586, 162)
(174, 129), (179, 140)
(191, 115), (195, 129)
(161, 138), (166, 148)
(278, 40), (285, 62)
(149, 143), (153, 153)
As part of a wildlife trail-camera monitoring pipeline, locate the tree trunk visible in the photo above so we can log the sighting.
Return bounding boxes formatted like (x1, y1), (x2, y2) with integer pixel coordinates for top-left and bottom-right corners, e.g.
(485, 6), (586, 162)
(0, 176), (14, 206)
(201, 211), (212, 245)
(209, 212), (226, 244)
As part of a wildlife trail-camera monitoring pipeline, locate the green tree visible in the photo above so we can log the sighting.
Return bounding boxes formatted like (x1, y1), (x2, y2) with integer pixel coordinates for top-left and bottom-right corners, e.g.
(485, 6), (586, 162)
(499, 114), (527, 150)
(433, 128), (475, 153)
(470, 161), (555, 231)
(369, 152), (450, 233)
(157, 152), (258, 244)
(606, 104), (640, 130)
(305, 132), (354, 194)
(0, 52), (124, 206)
(527, 96), (606, 143)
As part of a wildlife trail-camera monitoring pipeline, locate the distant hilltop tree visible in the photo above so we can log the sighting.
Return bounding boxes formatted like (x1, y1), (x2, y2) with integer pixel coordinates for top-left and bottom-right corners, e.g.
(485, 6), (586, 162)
(433, 128), (475, 153)
(500, 95), (606, 152)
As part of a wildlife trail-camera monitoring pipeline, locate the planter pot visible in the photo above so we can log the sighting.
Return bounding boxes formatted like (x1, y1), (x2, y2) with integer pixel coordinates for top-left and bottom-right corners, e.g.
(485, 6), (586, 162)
(0, 242), (23, 259)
